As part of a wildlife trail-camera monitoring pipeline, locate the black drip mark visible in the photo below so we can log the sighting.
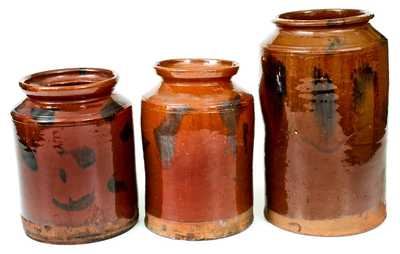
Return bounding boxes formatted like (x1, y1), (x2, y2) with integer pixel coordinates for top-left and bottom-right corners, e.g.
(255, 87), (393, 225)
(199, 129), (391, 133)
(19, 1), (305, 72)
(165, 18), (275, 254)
(107, 177), (128, 193)
(100, 100), (124, 121)
(264, 55), (286, 97)
(311, 67), (336, 137)
(346, 64), (379, 164)
(52, 130), (65, 156)
(52, 192), (94, 211)
(154, 106), (190, 168)
(142, 136), (150, 150)
(327, 37), (342, 51)
(18, 141), (38, 171)
(120, 121), (133, 142)
(54, 146), (66, 156)
(79, 68), (87, 76)
(243, 123), (249, 154)
(219, 95), (241, 155)
(71, 146), (96, 169)
(31, 108), (57, 122)
(59, 168), (67, 183)
(352, 64), (377, 106)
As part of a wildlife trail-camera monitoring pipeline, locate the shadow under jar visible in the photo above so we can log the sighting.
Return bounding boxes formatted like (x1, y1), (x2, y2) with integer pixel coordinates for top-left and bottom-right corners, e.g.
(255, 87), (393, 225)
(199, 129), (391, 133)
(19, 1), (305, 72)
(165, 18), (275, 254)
(141, 59), (254, 240)
(260, 9), (389, 236)
(11, 68), (138, 244)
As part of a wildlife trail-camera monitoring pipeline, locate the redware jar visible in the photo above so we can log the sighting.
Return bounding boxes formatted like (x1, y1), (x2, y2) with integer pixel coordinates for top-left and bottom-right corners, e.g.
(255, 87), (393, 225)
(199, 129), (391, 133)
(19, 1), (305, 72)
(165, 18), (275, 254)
(11, 68), (138, 244)
(141, 59), (254, 240)
(260, 9), (389, 236)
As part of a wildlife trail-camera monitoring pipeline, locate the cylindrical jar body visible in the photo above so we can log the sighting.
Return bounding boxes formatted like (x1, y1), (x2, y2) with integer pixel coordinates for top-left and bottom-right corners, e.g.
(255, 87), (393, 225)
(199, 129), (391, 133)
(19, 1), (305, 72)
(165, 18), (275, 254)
(142, 59), (254, 240)
(260, 9), (388, 236)
(11, 68), (138, 244)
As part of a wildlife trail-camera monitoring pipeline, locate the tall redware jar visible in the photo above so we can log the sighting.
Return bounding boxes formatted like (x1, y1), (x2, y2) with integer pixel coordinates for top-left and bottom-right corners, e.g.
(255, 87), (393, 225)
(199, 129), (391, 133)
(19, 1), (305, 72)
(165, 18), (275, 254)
(260, 9), (389, 236)
(141, 59), (254, 240)
(11, 68), (138, 244)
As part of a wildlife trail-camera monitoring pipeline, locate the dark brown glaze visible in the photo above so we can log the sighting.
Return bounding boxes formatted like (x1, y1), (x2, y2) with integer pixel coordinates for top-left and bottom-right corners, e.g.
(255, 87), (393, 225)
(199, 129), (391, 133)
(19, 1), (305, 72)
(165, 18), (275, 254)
(11, 68), (138, 244)
(142, 59), (254, 240)
(260, 9), (388, 236)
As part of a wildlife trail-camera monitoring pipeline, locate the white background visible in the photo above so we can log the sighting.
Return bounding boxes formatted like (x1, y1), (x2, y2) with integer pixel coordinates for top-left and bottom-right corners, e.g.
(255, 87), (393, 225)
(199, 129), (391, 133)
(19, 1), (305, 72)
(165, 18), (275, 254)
(0, 0), (398, 253)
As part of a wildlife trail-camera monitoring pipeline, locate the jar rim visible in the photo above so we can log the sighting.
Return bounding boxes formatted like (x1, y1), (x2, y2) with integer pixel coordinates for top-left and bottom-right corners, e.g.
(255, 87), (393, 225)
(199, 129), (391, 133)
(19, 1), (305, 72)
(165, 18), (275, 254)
(19, 68), (118, 99)
(155, 58), (239, 80)
(274, 9), (374, 28)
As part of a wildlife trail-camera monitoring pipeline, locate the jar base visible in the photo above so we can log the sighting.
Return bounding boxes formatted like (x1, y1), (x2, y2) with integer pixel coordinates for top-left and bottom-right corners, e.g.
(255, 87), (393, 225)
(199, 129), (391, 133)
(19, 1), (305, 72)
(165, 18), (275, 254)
(145, 208), (253, 240)
(21, 214), (138, 244)
(265, 203), (386, 236)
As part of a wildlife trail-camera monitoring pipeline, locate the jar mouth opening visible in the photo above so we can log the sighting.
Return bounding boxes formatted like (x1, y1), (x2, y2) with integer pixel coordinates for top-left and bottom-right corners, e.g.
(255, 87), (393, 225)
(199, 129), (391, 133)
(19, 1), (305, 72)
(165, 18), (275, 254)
(155, 58), (239, 80)
(20, 68), (118, 98)
(275, 9), (373, 27)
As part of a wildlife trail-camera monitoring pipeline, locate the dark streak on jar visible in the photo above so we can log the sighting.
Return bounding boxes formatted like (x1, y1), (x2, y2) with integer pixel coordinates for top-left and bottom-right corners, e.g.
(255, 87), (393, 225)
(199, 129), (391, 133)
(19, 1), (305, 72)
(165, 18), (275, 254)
(352, 64), (377, 107)
(327, 37), (342, 52)
(54, 145), (66, 156)
(142, 136), (150, 150)
(71, 146), (96, 169)
(261, 54), (289, 214)
(100, 99), (124, 121)
(59, 168), (67, 183)
(154, 106), (190, 168)
(345, 64), (379, 165)
(18, 141), (38, 171)
(30, 108), (57, 123)
(219, 95), (241, 155)
(79, 68), (87, 76)
(107, 177), (128, 193)
(263, 55), (286, 98)
(52, 192), (95, 211)
(120, 121), (133, 142)
(311, 67), (336, 137)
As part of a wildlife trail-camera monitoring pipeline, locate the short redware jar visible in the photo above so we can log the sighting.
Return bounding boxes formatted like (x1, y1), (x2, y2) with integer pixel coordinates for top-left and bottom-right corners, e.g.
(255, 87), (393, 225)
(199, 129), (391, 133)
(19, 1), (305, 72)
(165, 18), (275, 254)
(141, 59), (254, 240)
(11, 68), (138, 244)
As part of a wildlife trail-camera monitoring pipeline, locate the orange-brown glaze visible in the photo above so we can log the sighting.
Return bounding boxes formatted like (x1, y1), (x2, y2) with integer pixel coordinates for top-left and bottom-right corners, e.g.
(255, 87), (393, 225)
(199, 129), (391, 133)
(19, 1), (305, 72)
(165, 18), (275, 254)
(11, 68), (138, 244)
(260, 9), (388, 236)
(142, 59), (254, 240)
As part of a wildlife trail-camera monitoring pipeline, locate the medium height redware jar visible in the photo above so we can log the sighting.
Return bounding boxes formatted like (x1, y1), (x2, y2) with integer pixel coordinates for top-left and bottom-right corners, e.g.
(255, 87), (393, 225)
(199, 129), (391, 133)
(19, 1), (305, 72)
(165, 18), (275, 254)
(260, 9), (389, 236)
(141, 59), (254, 240)
(11, 68), (138, 244)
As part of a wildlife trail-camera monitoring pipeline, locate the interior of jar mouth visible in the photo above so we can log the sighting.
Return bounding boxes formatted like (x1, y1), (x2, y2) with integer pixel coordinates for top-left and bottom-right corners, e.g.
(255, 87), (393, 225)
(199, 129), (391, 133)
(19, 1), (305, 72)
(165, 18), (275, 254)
(156, 59), (238, 72)
(22, 68), (116, 89)
(275, 9), (372, 27)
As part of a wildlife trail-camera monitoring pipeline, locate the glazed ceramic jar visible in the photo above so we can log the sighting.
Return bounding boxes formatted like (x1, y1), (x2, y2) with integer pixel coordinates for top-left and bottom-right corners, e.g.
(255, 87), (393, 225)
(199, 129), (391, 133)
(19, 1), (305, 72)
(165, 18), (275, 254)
(260, 9), (389, 236)
(141, 59), (254, 240)
(11, 68), (138, 244)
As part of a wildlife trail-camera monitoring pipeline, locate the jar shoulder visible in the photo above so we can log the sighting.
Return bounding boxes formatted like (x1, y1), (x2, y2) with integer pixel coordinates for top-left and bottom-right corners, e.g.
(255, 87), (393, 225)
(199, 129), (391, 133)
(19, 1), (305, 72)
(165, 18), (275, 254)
(263, 24), (387, 54)
(142, 84), (253, 112)
(11, 94), (132, 125)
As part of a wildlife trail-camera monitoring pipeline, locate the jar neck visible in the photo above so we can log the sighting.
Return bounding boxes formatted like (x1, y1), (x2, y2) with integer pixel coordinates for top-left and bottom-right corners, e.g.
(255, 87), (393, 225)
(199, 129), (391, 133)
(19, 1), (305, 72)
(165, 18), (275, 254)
(20, 68), (117, 102)
(155, 58), (239, 92)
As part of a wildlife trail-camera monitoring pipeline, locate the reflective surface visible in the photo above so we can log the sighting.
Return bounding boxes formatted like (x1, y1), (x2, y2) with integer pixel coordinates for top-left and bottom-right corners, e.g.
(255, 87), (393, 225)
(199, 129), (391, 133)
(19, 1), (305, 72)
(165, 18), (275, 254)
(142, 59), (254, 240)
(260, 9), (388, 236)
(11, 68), (138, 244)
